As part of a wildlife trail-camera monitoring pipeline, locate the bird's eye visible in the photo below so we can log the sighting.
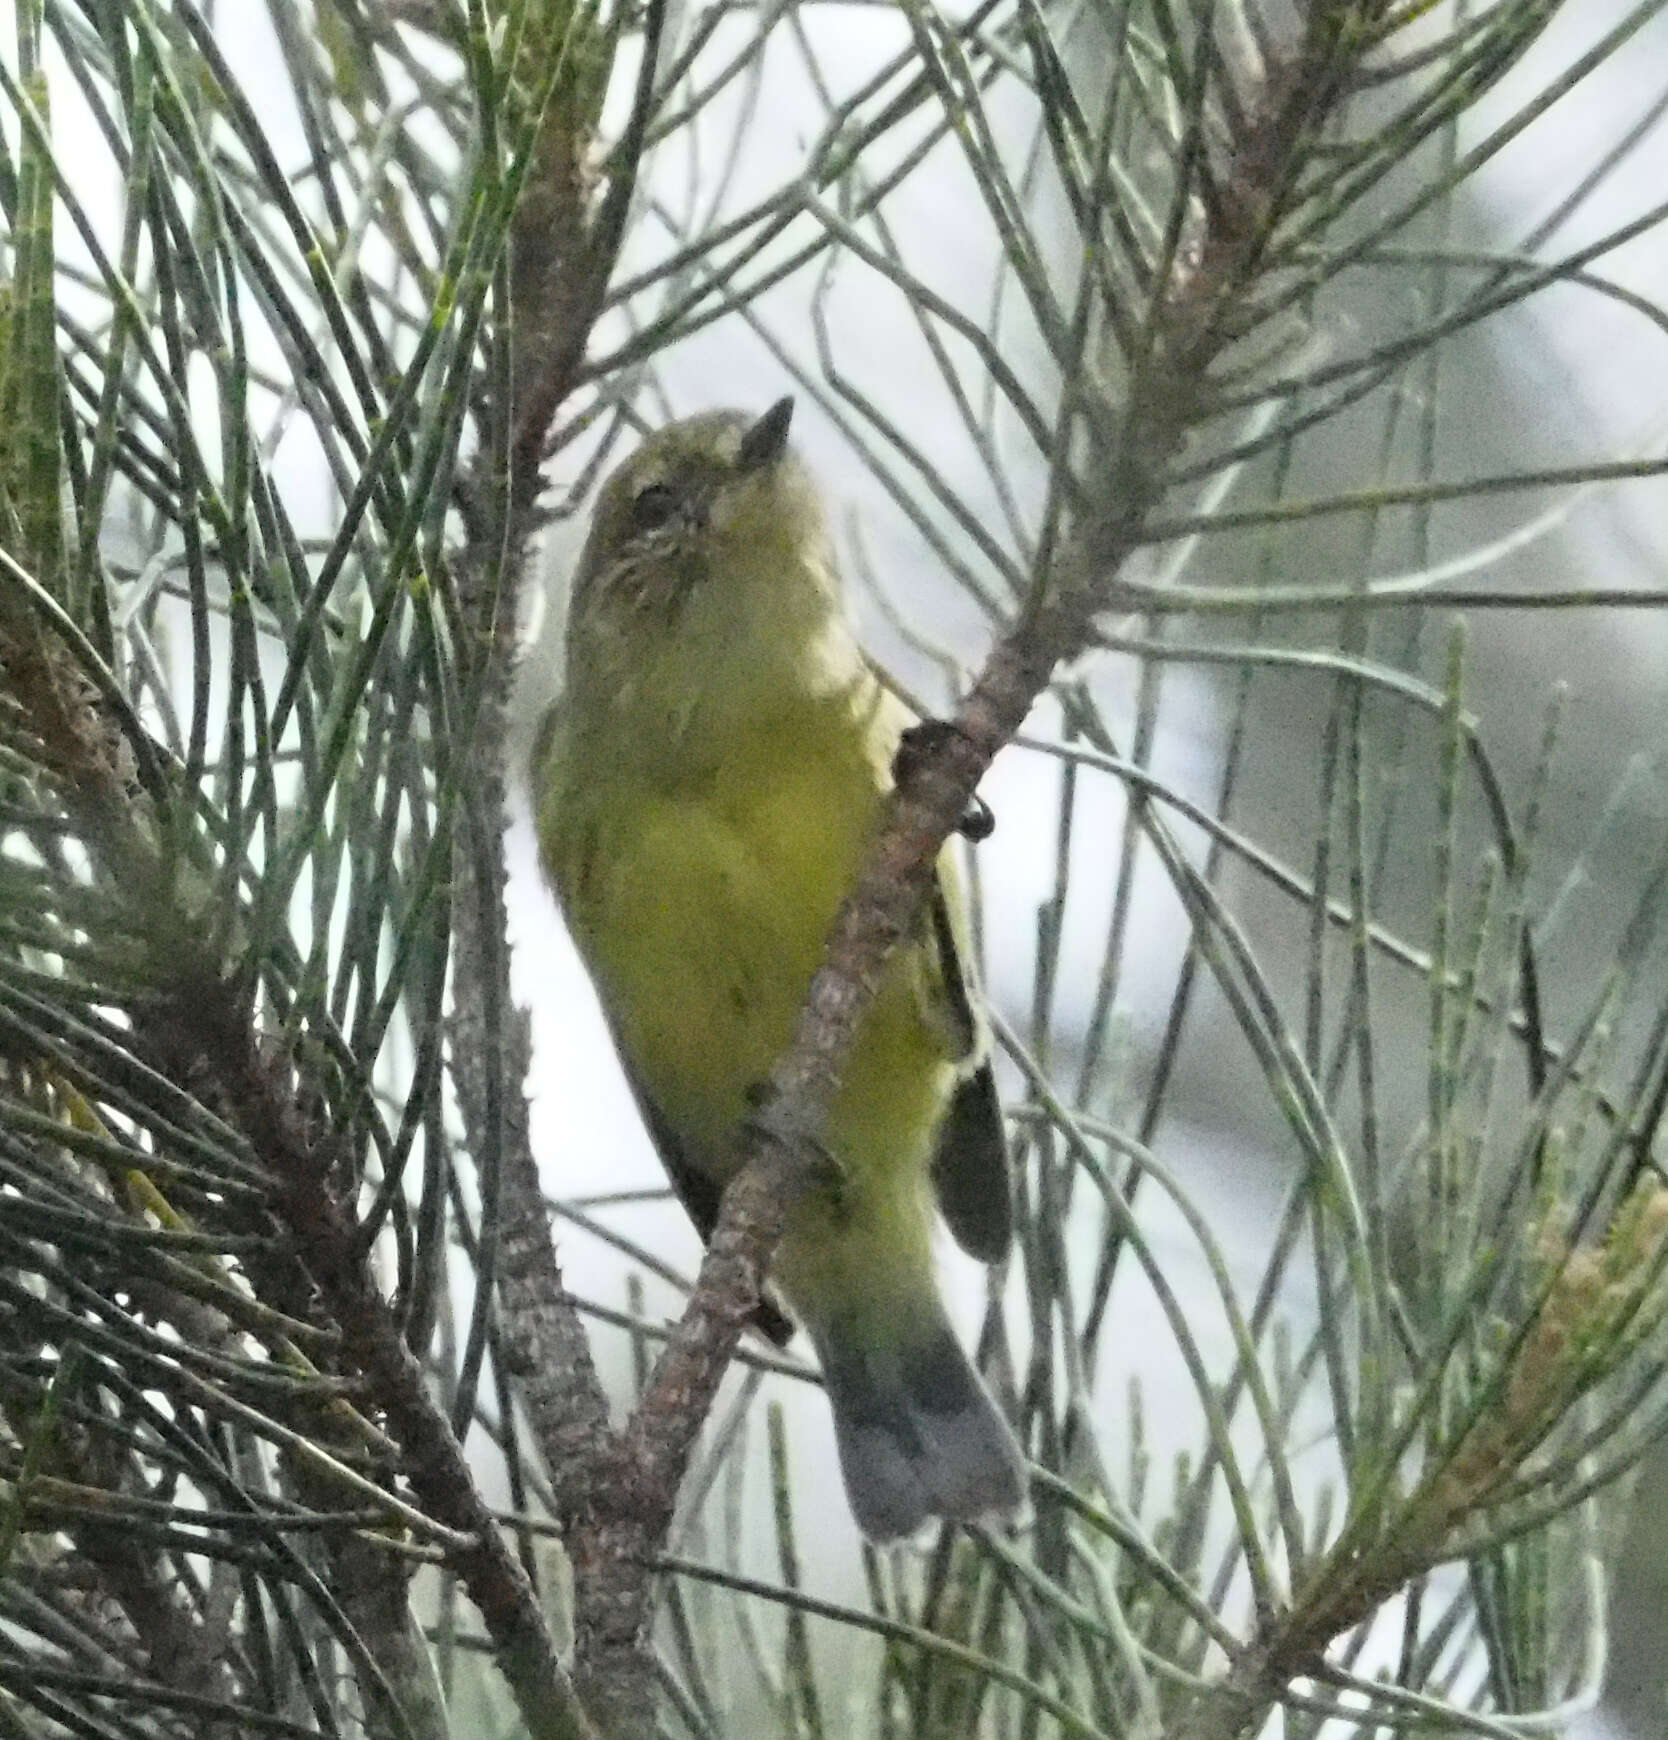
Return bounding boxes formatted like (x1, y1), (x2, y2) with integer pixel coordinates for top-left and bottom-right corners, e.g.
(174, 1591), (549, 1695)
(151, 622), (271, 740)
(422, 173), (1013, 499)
(630, 482), (679, 532)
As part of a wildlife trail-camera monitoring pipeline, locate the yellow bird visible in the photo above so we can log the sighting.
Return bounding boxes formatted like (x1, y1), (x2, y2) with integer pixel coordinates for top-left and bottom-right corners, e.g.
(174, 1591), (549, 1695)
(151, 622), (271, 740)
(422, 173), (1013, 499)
(533, 398), (1024, 1538)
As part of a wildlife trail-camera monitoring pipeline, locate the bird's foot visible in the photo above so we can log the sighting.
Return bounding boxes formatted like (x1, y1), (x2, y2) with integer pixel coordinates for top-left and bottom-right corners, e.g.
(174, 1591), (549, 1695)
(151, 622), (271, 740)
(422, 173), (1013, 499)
(894, 720), (995, 842)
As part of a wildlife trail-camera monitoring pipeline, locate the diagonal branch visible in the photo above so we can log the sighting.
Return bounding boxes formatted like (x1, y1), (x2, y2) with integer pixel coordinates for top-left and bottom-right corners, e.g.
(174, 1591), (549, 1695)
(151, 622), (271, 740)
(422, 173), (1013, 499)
(554, 0), (1424, 1723)
(154, 971), (601, 1740)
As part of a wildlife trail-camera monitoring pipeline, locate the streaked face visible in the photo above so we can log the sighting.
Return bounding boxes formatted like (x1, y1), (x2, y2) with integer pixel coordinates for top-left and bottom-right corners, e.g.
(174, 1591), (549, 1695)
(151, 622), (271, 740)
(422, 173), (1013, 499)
(571, 400), (805, 633)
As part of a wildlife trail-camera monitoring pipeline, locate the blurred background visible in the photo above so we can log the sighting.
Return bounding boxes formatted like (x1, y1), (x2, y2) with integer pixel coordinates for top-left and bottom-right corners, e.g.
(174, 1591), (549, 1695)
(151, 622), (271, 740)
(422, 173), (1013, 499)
(239, 2), (1668, 1728)
(21, 0), (1668, 1733)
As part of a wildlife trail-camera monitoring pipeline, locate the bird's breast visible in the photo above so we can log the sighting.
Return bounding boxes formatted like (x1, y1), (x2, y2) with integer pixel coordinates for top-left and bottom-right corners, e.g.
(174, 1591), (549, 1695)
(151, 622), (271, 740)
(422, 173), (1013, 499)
(547, 695), (890, 1152)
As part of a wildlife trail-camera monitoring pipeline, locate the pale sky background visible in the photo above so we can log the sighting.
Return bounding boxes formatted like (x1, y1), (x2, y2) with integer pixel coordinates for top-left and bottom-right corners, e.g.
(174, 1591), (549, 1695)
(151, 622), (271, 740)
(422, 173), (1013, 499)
(37, 2), (1668, 1729)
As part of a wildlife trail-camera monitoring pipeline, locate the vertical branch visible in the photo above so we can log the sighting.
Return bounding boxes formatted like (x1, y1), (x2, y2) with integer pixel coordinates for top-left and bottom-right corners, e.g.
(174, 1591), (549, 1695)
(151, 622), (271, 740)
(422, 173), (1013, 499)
(553, 0), (1455, 1723)
(15, 1), (1668, 1736)
(443, 0), (674, 1726)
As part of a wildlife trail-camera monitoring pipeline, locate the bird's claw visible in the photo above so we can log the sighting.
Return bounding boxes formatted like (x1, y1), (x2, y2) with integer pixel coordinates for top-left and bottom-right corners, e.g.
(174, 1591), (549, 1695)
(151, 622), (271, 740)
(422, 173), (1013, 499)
(894, 720), (996, 842)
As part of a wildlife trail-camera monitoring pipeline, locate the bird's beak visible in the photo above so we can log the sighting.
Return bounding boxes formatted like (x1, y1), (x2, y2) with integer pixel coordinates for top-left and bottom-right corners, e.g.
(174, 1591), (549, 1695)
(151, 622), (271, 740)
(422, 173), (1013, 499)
(737, 396), (795, 472)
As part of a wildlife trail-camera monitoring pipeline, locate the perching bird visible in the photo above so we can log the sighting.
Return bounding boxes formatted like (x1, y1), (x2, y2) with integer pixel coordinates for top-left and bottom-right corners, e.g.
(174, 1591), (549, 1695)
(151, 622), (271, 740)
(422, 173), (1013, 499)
(532, 398), (1024, 1538)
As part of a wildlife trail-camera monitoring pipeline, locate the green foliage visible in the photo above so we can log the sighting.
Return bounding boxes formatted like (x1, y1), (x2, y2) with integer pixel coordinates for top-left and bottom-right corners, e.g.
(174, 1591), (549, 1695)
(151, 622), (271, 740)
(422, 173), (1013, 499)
(3, 1), (1668, 1738)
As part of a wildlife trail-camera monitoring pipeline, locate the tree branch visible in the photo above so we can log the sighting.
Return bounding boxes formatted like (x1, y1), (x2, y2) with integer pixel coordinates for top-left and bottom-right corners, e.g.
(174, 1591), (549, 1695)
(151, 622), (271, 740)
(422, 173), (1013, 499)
(556, 3), (1395, 1720)
(158, 974), (600, 1740)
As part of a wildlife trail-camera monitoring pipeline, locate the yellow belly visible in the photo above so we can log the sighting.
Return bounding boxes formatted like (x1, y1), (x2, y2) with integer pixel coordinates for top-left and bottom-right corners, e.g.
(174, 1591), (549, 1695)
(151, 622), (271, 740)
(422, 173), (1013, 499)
(541, 711), (954, 1319)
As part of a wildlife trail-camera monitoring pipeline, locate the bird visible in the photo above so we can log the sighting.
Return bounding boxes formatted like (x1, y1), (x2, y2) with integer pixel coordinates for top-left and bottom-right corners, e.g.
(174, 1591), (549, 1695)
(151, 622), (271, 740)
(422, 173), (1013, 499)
(531, 397), (1024, 1539)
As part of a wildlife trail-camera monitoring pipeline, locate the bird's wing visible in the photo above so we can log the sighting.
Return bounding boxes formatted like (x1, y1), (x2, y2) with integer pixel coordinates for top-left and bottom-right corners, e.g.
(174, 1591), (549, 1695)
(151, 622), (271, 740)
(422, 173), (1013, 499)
(919, 871), (1013, 1263)
(616, 1049), (796, 1347)
(856, 675), (1012, 1264)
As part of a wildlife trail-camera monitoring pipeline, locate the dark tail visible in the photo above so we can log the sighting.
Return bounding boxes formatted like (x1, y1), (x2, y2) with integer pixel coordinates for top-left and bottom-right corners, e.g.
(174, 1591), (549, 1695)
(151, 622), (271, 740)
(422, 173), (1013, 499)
(812, 1304), (1025, 1541)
